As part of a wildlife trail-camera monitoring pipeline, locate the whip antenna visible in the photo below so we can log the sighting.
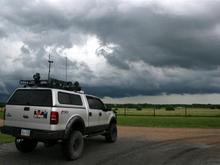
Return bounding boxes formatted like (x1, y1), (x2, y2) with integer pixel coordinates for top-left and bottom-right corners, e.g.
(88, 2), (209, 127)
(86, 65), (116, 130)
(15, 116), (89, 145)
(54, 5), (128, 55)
(65, 55), (68, 81)
(48, 54), (53, 81)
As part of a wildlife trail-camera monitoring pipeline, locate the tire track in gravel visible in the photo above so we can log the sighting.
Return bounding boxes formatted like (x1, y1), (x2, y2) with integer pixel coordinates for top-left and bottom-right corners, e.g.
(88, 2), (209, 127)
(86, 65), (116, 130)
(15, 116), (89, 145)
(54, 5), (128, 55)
(162, 147), (198, 165)
(1, 126), (220, 165)
(95, 140), (176, 165)
(96, 134), (220, 165)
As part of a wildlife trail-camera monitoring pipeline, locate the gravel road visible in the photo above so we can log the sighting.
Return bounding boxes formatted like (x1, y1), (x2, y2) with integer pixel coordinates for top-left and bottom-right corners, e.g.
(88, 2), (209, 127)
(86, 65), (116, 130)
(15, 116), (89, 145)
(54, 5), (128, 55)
(0, 126), (220, 165)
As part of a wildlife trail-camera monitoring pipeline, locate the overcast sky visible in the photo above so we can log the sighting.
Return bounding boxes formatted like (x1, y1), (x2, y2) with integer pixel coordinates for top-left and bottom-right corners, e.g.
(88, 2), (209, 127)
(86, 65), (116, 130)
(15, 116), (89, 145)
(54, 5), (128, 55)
(1, 0), (220, 104)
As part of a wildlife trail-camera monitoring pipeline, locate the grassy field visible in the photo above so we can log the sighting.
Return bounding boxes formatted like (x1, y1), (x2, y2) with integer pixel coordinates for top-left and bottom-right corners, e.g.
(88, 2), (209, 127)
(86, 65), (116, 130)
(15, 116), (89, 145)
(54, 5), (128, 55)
(116, 108), (220, 117)
(0, 108), (220, 144)
(116, 108), (220, 128)
(117, 116), (220, 128)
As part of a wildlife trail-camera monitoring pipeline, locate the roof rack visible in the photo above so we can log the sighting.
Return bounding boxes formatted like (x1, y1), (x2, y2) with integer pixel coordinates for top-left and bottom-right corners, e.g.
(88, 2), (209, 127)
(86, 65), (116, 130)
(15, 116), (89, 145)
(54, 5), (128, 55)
(20, 73), (82, 92)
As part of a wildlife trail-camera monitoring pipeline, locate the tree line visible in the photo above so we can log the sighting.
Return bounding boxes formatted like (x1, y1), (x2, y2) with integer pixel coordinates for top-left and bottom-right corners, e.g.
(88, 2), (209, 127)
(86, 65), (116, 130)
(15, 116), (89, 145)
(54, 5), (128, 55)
(106, 103), (220, 110)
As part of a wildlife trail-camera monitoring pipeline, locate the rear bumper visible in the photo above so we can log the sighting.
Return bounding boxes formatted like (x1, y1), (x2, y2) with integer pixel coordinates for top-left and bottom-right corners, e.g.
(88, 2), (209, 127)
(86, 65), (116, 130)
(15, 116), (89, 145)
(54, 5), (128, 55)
(1, 126), (65, 140)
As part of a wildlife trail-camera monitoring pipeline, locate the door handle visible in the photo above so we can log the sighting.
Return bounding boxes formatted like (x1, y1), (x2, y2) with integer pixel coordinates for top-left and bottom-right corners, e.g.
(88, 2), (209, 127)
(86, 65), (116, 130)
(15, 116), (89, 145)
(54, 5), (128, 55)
(23, 115), (29, 119)
(24, 107), (30, 111)
(89, 112), (92, 116)
(99, 112), (102, 116)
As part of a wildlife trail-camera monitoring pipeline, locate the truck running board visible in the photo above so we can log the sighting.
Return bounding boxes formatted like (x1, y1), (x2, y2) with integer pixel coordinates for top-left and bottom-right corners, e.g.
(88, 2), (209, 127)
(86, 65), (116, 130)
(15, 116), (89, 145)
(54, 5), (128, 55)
(85, 130), (107, 138)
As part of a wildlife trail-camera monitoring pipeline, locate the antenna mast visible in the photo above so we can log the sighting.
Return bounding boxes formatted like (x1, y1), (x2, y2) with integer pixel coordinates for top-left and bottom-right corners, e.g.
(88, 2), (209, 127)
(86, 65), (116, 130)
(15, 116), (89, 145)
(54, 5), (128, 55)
(48, 54), (53, 81)
(65, 55), (68, 81)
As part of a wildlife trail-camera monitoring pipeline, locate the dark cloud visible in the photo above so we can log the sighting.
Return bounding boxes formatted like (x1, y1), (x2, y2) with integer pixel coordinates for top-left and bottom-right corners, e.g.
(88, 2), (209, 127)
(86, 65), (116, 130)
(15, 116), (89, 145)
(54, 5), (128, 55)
(75, 6), (220, 69)
(1, 0), (220, 100)
(0, 1), (70, 32)
(85, 82), (220, 98)
(0, 29), (7, 38)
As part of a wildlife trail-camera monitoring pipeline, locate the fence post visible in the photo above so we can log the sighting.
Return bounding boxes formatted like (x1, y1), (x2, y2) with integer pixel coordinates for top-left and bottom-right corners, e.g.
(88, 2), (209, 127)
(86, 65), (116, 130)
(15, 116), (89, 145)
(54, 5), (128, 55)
(124, 107), (126, 116)
(154, 106), (156, 117)
(185, 106), (187, 117)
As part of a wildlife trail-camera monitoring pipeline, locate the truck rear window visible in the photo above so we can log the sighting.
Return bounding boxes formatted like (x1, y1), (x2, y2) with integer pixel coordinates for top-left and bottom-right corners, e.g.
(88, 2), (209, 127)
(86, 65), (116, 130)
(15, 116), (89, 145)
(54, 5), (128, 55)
(7, 89), (52, 107)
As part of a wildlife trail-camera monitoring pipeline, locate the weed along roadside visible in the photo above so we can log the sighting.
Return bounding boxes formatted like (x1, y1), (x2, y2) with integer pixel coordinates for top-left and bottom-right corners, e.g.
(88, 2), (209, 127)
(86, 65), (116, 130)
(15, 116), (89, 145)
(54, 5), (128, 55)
(0, 119), (3, 127)
(0, 107), (14, 144)
(0, 119), (15, 144)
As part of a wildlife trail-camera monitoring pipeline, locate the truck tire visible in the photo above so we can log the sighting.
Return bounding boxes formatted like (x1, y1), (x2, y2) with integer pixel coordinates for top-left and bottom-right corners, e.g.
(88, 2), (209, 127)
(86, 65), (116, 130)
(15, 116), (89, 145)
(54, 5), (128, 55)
(62, 131), (84, 160)
(15, 138), (38, 153)
(105, 123), (117, 142)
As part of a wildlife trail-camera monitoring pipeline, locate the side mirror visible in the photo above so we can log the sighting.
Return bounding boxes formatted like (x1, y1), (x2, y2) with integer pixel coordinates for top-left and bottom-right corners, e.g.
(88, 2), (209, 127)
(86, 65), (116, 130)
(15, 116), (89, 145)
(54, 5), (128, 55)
(107, 107), (112, 111)
(103, 107), (112, 111)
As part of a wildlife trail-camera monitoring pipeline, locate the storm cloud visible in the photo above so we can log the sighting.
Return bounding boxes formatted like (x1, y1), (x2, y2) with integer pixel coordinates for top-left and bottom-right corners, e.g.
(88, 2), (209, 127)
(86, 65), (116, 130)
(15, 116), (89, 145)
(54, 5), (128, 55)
(1, 0), (220, 100)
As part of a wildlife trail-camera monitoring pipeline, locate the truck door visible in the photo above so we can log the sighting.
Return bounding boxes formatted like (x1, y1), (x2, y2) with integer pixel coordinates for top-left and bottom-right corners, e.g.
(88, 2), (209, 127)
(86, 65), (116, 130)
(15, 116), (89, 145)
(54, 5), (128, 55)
(93, 98), (108, 125)
(86, 96), (100, 127)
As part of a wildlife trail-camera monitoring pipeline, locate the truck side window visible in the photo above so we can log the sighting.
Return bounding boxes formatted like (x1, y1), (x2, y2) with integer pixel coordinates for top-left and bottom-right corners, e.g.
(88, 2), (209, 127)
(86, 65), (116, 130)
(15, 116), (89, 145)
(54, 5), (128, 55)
(86, 96), (105, 110)
(58, 92), (83, 106)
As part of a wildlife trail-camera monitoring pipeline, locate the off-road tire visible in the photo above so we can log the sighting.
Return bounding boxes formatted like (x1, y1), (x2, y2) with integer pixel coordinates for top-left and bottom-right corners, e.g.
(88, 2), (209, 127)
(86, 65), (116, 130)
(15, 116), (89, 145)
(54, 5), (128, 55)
(62, 131), (84, 160)
(15, 138), (38, 153)
(105, 123), (117, 142)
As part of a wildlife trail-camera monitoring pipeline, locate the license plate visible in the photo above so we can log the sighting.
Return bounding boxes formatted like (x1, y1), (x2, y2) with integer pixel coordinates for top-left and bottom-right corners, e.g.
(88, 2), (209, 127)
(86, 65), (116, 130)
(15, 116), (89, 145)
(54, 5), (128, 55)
(21, 129), (30, 136)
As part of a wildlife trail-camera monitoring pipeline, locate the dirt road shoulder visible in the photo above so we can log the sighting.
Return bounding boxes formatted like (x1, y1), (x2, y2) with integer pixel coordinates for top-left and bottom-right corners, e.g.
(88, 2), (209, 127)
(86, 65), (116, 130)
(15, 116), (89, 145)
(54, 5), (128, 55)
(119, 126), (220, 144)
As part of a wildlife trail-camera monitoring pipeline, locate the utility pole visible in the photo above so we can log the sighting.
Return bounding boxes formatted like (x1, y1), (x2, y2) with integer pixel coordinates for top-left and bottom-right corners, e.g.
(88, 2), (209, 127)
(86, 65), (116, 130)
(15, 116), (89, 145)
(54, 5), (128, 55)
(48, 54), (53, 81)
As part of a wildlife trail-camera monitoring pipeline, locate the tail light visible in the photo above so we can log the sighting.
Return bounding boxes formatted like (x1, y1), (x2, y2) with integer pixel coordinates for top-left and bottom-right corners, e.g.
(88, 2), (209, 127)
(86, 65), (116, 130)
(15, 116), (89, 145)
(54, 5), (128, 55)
(50, 111), (59, 124)
(3, 107), (6, 120)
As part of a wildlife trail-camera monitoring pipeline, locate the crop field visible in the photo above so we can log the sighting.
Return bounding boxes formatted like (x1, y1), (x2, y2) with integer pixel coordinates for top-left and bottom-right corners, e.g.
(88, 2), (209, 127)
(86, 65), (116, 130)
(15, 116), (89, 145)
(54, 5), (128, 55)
(116, 107), (220, 117)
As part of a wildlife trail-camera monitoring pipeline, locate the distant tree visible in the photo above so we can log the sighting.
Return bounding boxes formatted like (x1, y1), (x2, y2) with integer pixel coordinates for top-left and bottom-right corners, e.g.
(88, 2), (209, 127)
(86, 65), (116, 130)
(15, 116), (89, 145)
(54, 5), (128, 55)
(210, 106), (216, 109)
(136, 107), (142, 111)
(165, 106), (175, 111)
(0, 102), (5, 107)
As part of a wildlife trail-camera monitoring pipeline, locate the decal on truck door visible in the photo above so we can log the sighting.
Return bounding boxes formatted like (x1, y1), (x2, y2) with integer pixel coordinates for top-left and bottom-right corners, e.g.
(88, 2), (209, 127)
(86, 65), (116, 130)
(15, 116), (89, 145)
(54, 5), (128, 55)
(33, 110), (48, 119)
(61, 110), (69, 115)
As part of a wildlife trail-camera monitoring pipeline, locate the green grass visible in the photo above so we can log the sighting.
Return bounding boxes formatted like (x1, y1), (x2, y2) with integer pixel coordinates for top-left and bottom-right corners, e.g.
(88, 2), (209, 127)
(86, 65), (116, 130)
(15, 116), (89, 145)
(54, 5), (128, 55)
(0, 108), (219, 144)
(0, 108), (14, 143)
(0, 133), (14, 144)
(117, 116), (220, 128)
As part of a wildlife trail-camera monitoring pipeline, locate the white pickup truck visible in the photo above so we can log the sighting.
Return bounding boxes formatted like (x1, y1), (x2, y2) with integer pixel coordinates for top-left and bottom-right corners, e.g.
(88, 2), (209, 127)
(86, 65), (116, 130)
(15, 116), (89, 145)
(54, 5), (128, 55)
(1, 85), (117, 160)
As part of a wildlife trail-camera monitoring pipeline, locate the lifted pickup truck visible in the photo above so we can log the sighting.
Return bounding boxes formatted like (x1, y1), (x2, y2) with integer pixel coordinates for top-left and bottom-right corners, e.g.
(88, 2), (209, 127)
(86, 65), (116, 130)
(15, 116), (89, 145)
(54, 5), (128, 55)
(1, 75), (117, 160)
